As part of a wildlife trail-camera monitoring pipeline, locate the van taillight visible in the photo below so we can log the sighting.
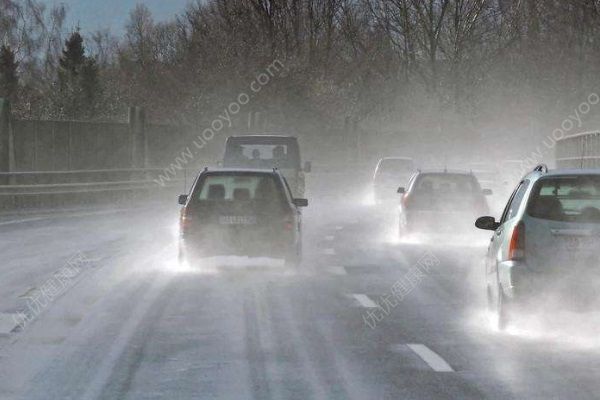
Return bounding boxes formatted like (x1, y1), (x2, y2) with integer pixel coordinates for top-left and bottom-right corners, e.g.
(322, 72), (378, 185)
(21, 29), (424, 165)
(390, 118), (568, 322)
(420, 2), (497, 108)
(508, 222), (525, 260)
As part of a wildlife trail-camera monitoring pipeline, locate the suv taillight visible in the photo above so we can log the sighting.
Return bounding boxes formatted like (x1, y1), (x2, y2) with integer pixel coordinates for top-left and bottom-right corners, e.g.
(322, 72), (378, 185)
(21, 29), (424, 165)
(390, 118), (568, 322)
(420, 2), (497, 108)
(508, 221), (525, 260)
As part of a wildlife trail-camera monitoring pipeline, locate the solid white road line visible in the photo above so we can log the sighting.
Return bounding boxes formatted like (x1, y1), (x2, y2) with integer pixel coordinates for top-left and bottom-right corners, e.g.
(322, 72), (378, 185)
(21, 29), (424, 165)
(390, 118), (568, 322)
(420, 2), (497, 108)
(406, 344), (454, 372)
(325, 235), (335, 241)
(335, 226), (343, 230)
(324, 248), (336, 255)
(351, 294), (379, 308)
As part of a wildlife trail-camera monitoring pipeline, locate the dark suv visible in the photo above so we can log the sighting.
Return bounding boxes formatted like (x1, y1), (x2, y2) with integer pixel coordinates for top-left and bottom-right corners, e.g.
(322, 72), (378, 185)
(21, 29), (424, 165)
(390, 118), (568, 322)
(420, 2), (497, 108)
(178, 168), (308, 266)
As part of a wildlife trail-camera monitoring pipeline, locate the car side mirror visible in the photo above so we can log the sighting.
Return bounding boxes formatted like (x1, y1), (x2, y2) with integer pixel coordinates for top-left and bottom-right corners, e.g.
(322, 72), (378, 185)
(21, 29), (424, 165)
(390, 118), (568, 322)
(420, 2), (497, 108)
(293, 198), (308, 207)
(482, 188), (493, 196)
(178, 194), (188, 205)
(475, 216), (499, 231)
(304, 161), (312, 173)
(397, 187), (405, 194)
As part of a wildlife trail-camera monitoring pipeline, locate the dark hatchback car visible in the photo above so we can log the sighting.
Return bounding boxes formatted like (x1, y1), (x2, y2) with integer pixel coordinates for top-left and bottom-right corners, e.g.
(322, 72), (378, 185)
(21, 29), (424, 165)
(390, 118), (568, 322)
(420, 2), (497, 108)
(398, 170), (492, 235)
(178, 168), (308, 266)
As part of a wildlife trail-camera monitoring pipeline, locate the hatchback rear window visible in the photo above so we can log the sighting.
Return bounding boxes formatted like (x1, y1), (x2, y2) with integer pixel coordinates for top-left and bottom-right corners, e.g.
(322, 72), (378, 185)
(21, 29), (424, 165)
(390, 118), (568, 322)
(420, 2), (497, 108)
(194, 174), (284, 203)
(527, 176), (600, 222)
(413, 173), (481, 195)
(377, 159), (414, 175)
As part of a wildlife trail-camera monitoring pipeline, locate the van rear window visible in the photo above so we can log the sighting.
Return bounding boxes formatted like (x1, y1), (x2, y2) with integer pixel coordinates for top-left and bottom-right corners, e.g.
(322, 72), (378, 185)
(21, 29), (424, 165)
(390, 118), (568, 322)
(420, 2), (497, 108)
(223, 138), (300, 169)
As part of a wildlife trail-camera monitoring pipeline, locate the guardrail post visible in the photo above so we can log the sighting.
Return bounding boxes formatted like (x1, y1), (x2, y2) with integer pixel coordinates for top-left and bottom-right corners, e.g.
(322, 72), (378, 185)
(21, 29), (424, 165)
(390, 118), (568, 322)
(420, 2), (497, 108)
(129, 106), (146, 169)
(0, 98), (13, 185)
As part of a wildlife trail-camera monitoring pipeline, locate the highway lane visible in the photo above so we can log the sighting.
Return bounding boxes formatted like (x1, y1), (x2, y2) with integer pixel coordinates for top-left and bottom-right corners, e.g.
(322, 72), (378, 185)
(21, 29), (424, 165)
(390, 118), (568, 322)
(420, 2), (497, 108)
(1, 201), (600, 399)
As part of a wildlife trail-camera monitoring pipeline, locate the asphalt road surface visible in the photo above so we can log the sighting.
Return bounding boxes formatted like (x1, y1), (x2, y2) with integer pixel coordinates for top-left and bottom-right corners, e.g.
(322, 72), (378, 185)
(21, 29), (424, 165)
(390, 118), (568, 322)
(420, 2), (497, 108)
(1, 199), (600, 399)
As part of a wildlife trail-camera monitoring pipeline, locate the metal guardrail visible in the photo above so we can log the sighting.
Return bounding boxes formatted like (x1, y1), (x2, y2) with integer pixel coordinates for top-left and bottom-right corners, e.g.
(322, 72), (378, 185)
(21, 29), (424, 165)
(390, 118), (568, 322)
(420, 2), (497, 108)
(0, 167), (195, 210)
(0, 180), (182, 196)
(556, 131), (600, 168)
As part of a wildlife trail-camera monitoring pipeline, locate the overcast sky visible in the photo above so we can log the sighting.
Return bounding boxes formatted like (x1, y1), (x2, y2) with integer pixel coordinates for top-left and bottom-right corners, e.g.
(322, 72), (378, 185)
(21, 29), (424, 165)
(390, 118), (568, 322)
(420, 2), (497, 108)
(44, 0), (190, 34)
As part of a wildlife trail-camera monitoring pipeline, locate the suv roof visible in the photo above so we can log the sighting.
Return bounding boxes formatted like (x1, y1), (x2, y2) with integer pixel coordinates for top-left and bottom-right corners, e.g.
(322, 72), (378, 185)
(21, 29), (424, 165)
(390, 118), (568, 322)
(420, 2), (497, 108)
(200, 167), (281, 174)
(226, 134), (297, 141)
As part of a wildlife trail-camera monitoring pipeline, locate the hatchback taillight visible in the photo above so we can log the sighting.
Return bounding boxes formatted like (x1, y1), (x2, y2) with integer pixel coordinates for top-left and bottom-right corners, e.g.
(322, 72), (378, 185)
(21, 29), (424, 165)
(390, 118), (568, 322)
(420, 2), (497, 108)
(283, 213), (294, 231)
(508, 222), (525, 260)
(180, 207), (192, 233)
(401, 193), (410, 208)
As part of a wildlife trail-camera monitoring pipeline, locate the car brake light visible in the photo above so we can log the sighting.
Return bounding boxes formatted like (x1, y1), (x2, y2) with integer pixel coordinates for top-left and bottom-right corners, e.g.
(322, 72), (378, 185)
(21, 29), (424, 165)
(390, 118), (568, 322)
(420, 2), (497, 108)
(180, 207), (192, 232)
(284, 214), (294, 231)
(508, 222), (525, 260)
(401, 193), (410, 208)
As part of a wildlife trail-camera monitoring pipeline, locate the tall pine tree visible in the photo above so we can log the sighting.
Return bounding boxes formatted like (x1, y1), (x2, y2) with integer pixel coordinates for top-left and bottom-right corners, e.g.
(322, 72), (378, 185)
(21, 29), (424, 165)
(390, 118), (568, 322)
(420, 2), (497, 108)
(0, 45), (19, 102)
(56, 31), (100, 119)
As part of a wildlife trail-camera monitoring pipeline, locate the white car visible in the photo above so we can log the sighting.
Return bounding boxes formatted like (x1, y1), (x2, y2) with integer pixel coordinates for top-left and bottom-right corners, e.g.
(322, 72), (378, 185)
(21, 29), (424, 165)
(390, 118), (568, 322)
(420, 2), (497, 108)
(373, 157), (415, 203)
(476, 165), (600, 329)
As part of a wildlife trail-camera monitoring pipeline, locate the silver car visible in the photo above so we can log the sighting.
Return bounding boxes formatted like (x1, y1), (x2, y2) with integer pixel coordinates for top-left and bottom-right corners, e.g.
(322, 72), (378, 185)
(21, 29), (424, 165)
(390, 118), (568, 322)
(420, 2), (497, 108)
(476, 165), (600, 329)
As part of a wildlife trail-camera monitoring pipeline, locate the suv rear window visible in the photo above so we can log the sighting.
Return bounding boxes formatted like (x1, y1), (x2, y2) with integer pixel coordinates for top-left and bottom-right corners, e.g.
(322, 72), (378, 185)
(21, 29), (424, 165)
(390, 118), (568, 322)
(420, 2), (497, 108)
(527, 176), (600, 222)
(194, 174), (284, 203)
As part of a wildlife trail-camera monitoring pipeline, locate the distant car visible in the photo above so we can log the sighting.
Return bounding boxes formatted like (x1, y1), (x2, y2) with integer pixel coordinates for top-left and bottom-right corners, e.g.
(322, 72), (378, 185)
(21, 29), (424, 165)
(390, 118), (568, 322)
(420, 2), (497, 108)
(476, 165), (600, 329)
(373, 157), (415, 203)
(178, 168), (308, 266)
(222, 135), (311, 197)
(398, 170), (492, 235)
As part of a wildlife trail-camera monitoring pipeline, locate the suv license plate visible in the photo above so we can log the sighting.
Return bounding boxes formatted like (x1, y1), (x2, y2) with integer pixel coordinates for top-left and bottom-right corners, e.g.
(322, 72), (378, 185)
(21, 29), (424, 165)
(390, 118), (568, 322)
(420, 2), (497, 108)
(219, 215), (257, 225)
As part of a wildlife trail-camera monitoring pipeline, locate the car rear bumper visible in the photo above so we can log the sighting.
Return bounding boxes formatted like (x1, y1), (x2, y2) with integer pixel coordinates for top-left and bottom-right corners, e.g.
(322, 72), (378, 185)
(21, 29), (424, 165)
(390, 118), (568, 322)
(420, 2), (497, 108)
(499, 260), (600, 311)
(181, 227), (296, 258)
(404, 210), (479, 233)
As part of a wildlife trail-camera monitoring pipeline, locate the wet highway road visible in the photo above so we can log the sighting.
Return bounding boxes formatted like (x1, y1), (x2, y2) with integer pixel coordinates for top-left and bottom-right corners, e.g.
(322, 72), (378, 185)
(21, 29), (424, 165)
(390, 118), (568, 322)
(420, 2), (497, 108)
(1, 201), (600, 399)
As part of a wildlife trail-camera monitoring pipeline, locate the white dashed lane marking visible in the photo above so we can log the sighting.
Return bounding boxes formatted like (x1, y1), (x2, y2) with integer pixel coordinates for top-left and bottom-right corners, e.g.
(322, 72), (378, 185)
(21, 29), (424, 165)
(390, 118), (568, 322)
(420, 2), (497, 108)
(351, 294), (379, 308)
(335, 226), (344, 231)
(406, 344), (454, 372)
(324, 248), (336, 255)
(325, 235), (335, 241)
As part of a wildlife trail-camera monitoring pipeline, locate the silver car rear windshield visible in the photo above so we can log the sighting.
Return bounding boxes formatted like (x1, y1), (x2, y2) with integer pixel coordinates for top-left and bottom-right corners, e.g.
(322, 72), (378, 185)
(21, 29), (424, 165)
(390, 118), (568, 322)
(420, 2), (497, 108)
(527, 176), (600, 222)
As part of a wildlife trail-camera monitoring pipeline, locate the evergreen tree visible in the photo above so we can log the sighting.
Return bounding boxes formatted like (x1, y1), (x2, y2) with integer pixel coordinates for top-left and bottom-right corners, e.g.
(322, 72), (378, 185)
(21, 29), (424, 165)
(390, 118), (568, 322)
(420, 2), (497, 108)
(56, 30), (100, 119)
(0, 45), (19, 102)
